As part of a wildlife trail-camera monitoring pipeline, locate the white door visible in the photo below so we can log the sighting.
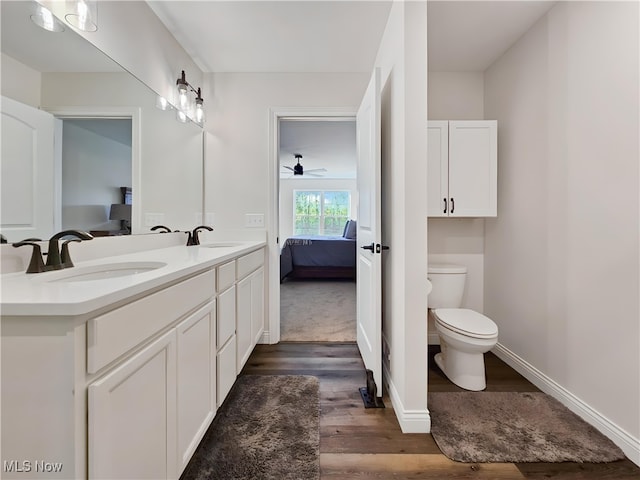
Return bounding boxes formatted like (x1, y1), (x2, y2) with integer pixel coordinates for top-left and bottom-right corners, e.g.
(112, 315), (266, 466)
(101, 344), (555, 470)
(1, 96), (56, 242)
(356, 68), (383, 401)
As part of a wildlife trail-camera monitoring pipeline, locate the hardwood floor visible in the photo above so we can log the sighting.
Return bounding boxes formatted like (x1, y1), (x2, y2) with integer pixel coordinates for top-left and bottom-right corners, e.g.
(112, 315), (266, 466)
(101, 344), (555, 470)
(241, 342), (640, 479)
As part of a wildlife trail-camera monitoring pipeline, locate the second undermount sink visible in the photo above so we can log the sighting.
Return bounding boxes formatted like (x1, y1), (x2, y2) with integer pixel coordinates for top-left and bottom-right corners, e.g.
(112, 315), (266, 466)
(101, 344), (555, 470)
(41, 261), (167, 283)
(201, 242), (243, 248)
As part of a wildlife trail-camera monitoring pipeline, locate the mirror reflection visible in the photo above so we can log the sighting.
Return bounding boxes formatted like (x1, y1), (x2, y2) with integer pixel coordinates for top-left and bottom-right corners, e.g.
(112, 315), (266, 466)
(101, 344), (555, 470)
(1, 1), (203, 243)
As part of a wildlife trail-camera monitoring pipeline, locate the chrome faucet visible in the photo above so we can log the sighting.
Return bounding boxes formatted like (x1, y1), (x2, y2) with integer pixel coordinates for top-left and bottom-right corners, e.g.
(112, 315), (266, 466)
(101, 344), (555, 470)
(187, 225), (214, 246)
(13, 230), (93, 274)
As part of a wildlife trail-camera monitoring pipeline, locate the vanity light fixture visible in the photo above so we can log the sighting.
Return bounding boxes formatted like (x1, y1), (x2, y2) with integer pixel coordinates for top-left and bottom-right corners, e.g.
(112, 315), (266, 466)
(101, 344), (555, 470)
(65, 0), (97, 32)
(156, 95), (170, 111)
(30, 3), (65, 32)
(176, 70), (205, 125)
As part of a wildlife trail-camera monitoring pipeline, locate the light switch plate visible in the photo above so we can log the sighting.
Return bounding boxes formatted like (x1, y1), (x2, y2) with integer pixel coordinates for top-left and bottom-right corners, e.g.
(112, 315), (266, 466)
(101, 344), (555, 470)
(245, 213), (264, 227)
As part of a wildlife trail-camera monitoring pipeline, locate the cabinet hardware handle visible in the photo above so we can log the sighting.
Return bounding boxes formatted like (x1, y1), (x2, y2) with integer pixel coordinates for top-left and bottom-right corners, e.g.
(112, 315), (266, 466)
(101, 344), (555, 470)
(443, 198), (448, 214)
(451, 198), (455, 214)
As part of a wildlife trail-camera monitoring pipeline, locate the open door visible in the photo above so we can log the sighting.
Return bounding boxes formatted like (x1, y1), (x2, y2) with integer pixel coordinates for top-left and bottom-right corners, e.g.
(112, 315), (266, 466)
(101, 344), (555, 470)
(356, 68), (384, 408)
(1, 96), (56, 243)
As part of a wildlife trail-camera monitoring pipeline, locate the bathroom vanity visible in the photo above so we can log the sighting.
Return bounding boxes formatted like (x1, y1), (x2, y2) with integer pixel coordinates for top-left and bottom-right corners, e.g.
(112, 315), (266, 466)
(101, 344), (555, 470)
(1, 240), (265, 479)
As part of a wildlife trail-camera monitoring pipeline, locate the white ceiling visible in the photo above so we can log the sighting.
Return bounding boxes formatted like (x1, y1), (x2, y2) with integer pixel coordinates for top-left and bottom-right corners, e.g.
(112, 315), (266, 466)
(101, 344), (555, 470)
(147, 1), (555, 74)
(147, 0), (393, 73)
(279, 120), (357, 179)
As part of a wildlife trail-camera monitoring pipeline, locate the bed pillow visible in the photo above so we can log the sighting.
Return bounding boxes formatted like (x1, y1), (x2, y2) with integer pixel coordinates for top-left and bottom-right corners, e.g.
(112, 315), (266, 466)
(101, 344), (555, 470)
(342, 220), (351, 237)
(344, 220), (357, 239)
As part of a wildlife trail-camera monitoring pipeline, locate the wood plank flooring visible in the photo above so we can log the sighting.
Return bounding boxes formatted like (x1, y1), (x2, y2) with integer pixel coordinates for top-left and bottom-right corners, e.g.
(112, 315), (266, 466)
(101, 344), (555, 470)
(241, 343), (640, 479)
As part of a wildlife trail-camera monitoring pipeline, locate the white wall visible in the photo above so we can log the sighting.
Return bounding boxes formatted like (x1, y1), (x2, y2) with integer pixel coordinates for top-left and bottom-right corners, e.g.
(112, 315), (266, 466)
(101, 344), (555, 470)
(279, 178), (357, 242)
(61, 119), (132, 231)
(427, 72), (486, 324)
(377, 1), (429, 432)
(484, 1), (639, 461)
(1, 54), (41, 107)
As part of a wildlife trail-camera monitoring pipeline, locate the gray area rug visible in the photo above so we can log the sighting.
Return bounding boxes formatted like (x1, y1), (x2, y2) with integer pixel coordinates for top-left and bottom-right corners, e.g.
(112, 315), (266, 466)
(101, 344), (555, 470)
(280, 279), (356, 342)
(181, 375), (320, 480)
(428, 392), (625, 463)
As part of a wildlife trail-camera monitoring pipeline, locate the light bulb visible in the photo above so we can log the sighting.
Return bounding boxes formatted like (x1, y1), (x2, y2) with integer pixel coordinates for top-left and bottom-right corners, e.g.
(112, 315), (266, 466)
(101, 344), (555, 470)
(176, 110), (188, 124)
(156, 96), (169, 111)
(195, 101), (205, 124)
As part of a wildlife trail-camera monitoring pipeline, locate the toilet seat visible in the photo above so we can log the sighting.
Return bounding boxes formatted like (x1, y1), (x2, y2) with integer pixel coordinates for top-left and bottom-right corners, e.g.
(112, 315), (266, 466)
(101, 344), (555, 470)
(434, 308), (498, 339)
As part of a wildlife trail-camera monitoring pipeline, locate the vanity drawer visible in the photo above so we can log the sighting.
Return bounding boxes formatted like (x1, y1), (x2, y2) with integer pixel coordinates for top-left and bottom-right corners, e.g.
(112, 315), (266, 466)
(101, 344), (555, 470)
(87, 269), (215, 374)
(236, 249), (264, 279)
(217, 260), (236, 292)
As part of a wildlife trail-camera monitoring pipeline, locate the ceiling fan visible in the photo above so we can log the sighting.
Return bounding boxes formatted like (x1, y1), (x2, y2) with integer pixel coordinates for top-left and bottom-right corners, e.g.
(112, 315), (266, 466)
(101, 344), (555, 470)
(282, 154), (327, 177)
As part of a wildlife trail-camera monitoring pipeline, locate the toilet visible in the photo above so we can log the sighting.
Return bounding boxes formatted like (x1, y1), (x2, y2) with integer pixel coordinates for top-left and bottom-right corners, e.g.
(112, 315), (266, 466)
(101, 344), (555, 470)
(428, 263), (498, 391)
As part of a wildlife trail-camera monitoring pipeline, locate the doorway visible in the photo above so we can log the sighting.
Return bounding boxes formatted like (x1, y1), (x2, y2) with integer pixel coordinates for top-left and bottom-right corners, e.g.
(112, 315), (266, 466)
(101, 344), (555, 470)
(60, 118), (132, 235)
(268, 109), (358, 344)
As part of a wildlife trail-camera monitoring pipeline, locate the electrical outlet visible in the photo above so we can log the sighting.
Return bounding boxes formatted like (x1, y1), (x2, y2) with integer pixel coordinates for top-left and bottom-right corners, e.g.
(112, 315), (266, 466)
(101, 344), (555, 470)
(144, 213), (165, 227)
(245, 213), (264, 227)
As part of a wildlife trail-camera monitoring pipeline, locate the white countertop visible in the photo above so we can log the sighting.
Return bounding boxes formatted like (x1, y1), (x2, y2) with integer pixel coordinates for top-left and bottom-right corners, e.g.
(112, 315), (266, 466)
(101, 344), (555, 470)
(0, 240), (266, 317)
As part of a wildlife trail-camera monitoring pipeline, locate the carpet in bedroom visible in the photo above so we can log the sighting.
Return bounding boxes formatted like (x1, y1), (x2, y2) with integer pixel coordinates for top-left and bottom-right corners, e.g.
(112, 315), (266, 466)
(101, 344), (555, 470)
(280, 279), (356, 342)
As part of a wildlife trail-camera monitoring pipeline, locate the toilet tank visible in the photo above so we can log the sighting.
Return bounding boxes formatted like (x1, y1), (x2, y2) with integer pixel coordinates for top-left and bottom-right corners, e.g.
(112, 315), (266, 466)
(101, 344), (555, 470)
(427, 263), (467, 309)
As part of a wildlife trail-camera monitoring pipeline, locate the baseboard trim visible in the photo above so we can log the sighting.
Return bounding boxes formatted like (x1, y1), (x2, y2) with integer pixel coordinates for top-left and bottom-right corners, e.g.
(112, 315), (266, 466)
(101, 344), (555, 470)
(493, 343), (640, 466)
(383, 363), (431, 433)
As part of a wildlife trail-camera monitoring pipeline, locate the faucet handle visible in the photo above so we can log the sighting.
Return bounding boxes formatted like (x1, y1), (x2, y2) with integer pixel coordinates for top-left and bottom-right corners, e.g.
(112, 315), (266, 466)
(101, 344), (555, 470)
(12, 241), (46, 274)
(151, 225), (173, 233)
(61, 239), (81, 268)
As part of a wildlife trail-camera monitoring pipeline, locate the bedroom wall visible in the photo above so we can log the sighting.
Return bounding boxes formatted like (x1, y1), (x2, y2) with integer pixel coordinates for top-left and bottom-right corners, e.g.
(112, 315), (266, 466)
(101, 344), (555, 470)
(61, 119), (132, 232)
(377, 0), (429, 432)
(278, 178), (358, 243)
(483, 1), (639, 461)
(427, 72), (485, 322)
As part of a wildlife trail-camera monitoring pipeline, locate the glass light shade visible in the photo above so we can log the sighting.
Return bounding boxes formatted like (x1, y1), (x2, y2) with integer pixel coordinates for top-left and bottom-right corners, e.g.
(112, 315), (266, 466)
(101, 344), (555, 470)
(65, 0), (97, 32)
(195, 101), (205, 124)
(176, 110), (189, 124)
(156, 95), (170, 111)
(177, 85), (190, 112)
(30, 4), (65, 32)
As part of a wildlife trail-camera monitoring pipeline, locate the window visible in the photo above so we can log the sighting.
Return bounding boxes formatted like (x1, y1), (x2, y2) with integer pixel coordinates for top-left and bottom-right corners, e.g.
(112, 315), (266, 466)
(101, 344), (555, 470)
(294, 190), (351, 236)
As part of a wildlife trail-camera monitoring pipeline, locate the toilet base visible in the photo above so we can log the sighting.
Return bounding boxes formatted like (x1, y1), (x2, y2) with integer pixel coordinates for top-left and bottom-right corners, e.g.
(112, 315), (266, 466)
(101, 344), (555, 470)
(434, 349), (487, 391)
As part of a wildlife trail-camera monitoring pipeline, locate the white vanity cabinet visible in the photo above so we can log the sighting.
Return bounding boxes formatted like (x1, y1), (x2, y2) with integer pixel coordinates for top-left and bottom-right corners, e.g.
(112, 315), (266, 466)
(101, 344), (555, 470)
(0, 242), (267, 480)
(427, 120), (497, 217)
(236, 249), (265, 374)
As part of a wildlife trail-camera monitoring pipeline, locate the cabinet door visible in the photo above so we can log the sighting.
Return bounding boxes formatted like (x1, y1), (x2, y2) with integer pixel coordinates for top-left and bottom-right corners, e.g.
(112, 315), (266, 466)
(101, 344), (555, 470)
(88, 331), (177, 480)
(251, 267), (265, 345)
(217, 334), (236, 407)
(176, 300), (216, 476)
(427, 121), (450, 217)
(236, 275), (252, 374)
(217, 285), (236, 349)
(448, 121), (497, 217)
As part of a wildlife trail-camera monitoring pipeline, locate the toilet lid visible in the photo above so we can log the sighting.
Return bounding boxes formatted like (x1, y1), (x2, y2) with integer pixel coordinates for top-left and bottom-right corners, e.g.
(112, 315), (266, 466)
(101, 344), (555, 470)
(434, 308), (498, 338)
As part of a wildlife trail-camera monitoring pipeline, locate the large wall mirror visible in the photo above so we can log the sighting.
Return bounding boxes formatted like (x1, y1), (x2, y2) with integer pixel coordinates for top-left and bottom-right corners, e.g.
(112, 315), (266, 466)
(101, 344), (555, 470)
(1, 1), (203, 242)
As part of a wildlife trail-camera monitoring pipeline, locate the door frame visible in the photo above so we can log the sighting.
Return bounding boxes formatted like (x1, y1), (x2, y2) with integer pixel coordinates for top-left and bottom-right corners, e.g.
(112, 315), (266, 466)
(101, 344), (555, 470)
(267, 107), (357, 344)
(46, 106), (141, 233)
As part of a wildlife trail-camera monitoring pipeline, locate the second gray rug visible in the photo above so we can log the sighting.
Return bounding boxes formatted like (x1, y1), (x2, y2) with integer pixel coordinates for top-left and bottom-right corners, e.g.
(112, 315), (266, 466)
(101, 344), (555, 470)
(429, 391), (625, 463)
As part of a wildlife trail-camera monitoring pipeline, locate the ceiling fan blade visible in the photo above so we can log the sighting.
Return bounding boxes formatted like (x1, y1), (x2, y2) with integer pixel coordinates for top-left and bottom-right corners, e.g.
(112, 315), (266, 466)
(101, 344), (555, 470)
(306, 172), (324, 177)
(305, 168), (327, 173)
(283, 165), (294, 171)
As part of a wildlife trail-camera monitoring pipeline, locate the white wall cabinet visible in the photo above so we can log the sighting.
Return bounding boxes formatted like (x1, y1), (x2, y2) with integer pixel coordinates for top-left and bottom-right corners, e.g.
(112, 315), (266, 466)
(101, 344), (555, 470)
(427, 120), (497, 217)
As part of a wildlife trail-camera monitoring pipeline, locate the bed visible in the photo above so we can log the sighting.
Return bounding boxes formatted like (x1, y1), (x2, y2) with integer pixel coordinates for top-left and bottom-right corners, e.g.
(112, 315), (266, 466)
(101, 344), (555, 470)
(280, 220), (357, 281)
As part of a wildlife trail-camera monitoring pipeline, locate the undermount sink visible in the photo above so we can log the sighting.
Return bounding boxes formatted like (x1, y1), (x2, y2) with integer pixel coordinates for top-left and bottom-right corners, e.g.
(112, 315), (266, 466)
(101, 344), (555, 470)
(201, 242), (243, 248)
(40, 261), (167, 283)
